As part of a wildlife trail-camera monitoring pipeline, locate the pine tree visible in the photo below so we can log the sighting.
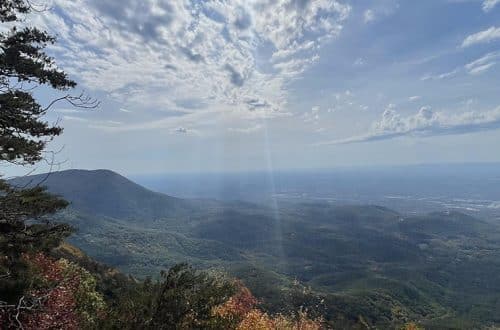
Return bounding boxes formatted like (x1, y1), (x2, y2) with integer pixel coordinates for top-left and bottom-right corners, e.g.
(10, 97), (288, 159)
(0, 1), (96, 325)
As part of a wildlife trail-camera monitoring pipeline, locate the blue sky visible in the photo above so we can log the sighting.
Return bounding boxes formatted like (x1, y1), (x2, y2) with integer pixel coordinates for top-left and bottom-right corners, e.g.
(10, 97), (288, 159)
(9, 0), (500, 175)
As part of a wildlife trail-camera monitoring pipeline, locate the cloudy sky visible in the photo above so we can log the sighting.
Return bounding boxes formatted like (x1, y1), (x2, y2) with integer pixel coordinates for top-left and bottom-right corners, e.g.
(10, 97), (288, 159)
(13, 0), (500, 175)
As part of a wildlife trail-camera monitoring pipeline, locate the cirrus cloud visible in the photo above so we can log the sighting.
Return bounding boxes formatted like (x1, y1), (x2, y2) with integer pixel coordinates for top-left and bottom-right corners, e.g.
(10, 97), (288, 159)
(462, 26), (500, 48)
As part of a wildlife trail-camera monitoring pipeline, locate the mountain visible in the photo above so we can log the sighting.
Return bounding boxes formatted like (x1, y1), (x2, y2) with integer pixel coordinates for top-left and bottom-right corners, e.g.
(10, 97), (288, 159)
(10, 169), (500, 328)
(10, 169), (195, 220)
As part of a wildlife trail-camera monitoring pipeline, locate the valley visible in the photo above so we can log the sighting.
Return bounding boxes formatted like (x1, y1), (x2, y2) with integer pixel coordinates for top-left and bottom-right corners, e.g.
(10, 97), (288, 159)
(11, 169), (500, 328)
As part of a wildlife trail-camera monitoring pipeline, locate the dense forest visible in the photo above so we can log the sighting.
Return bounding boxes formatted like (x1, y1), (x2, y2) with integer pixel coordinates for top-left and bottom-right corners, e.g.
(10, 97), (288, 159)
(10, 169), (500, 329)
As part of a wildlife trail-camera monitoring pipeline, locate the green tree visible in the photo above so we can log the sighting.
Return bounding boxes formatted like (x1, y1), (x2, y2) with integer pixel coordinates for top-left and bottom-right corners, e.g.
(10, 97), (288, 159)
(0, 0), (96, 324)
(104, 264), (235, 330)
(0, 0), (98, 165)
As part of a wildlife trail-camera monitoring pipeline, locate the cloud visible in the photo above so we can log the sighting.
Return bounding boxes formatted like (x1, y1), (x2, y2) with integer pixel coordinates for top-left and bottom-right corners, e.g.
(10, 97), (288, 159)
(175, 127), (188, 134)
(316, 104), (500, 145)
(228, 124), (263, 134)
(409, 96), (421, 101)
(224, 64), (246, 87)
(62, 115), (89, 122)
(35, 0), (351, 133)
(362, 1), (399, 24)
(353, 58), (365, 66)
(421, 51), (499, 80)
(363, 9), (375, 23)
(245, 98), (270, 110)
(465, 51), (499, 74)
(55, 108), (86, 114)
(462, 26), (500, 47)
(105, 120), (122, 126)
(483, 0), (500, 12)
(178, 47), (204, 63)
(468, 62), (496, 74)
(421, 68), (460, 81)
(302, 105), (323, 125)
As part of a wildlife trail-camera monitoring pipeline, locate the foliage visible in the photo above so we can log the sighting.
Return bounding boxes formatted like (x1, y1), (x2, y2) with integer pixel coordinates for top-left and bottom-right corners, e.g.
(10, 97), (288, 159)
(214, 281), (258, 323)
(102, 263), (235, 329)
(0, 253), (105, 329)
(58, 258), (107, 327)
(0, 1), (97, 328)
(26, 168), (500, 328)
(400, 322), (424, 330)
(0, 2), (77, 165)
(0, 0), (30, 23)
(0, 180), (71, 304)
(215, 282), (324, 330)
(91, 261), (324, 330)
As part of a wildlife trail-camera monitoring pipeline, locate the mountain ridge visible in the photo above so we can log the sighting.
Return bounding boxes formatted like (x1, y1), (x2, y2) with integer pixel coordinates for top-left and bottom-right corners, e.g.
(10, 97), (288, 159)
(10, 169), (191, 220)
(9, 168), (500, 328)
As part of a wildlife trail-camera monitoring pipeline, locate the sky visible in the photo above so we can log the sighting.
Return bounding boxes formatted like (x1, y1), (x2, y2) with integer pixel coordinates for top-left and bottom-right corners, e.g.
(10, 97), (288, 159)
(5, 0), (500, 176)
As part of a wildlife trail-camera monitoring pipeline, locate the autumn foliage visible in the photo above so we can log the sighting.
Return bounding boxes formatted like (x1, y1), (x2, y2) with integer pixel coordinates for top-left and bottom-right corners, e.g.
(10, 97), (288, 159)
(0, 253), (105, 329)
(214, 281), (324, 330)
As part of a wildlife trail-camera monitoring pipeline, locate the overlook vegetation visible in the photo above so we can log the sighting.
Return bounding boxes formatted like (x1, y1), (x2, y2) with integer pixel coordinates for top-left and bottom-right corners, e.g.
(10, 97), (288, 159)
(10, 169), (500, 329)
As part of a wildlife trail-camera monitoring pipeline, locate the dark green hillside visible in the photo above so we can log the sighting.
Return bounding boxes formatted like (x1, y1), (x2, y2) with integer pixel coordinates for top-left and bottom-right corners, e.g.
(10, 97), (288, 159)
(10, 169), (194, 220)
(12, 169), (500, 328)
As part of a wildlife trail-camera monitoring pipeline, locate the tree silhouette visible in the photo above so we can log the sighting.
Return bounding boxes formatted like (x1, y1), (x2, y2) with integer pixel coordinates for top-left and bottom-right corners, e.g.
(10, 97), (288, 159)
(0, 1), (97, 326)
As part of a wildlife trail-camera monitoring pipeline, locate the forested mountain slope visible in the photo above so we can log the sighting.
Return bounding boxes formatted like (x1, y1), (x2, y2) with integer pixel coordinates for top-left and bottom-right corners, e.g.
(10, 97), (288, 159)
(11, 169), (500, 328)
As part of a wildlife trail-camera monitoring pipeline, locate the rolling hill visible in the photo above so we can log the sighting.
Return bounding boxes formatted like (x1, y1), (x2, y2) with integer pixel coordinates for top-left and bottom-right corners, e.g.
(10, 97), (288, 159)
(10, 169), (500, 328)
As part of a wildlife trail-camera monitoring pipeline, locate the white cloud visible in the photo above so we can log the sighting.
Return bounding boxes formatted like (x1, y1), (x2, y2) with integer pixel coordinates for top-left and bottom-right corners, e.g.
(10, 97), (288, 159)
(483, 0), (500, 12)
(363, 9), (375, 23)
(228, 124), (263, 134)
(34, 0), (350, 133)
(105, 120), (122, 126)
(175, 127), (188, 134)
(421, 51), (499, 80)
(362, 1), (399, 24)
(462, 26), (500, 48)
(353, 57), (365, 66)
(421, 68), (460, 81)
(302, 106), (322, 124)
(55, 108), (86, 114)
(316, 104), (500, 145)
(468, 62), (496, 74)
(465, 51), (499, 74)
(62, 115), (89, 122)
(409, 96), (421, 101)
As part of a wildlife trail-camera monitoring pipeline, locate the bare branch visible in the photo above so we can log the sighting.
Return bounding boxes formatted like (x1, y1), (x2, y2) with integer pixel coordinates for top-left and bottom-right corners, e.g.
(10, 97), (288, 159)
(43, 92), (100, 112)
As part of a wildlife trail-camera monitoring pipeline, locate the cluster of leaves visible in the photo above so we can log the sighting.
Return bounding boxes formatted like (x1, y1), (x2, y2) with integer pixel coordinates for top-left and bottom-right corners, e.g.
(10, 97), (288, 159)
(101, 263), (235, 329)
(0, 252), (106, 329)
(214, 281), (324, 330)
(0, 0), (30, 23)
(0, 0), (78, 165)
(0, 179), (71, 304)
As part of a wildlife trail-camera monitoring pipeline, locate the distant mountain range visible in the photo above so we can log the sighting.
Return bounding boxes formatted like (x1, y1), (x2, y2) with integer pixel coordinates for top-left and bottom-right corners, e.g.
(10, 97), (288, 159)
(10, 169), (500, 328)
